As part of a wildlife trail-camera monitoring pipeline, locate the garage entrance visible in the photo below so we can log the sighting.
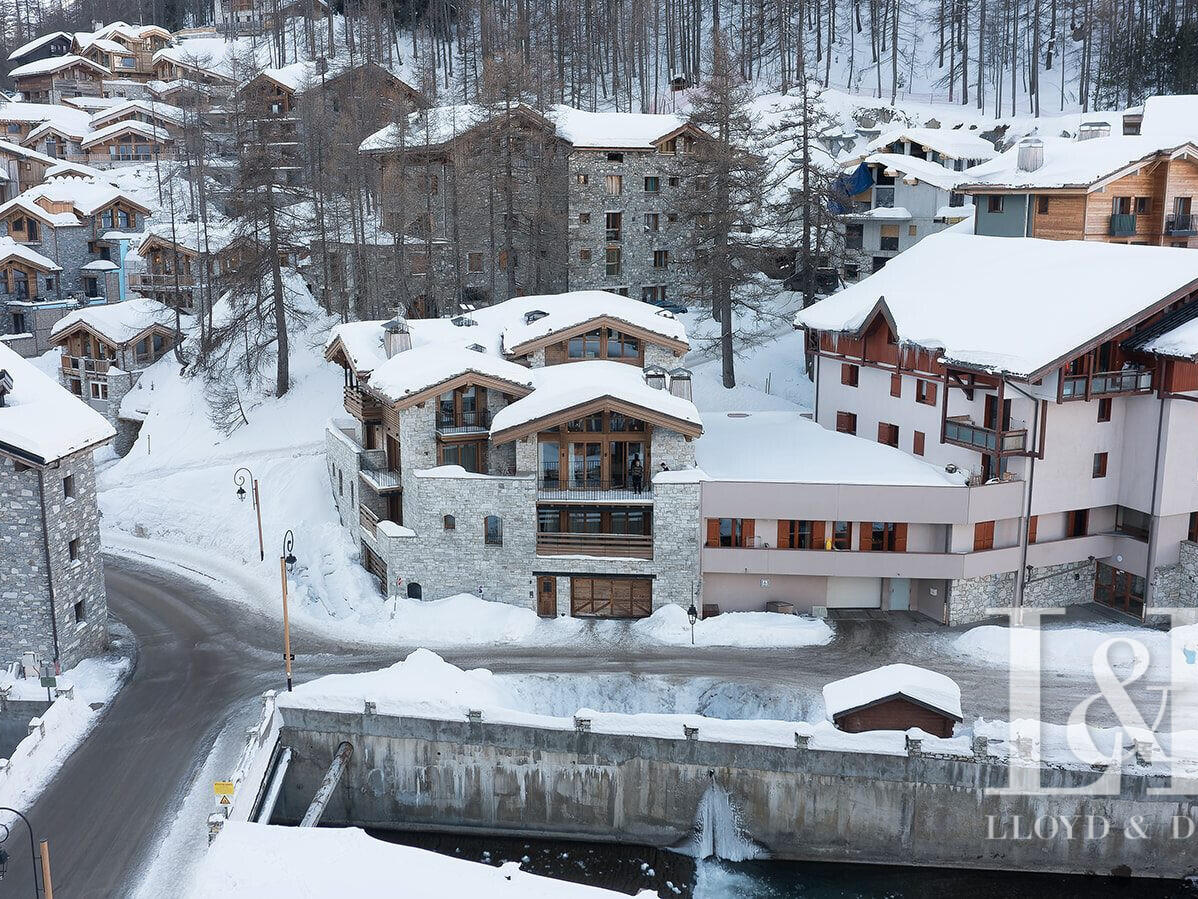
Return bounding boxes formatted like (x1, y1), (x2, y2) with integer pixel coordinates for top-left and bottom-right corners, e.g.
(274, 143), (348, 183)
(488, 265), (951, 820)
(570, 576), (652, 618)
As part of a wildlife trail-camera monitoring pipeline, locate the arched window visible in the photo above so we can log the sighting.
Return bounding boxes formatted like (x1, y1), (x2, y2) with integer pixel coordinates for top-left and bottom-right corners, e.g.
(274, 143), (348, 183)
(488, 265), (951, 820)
(407, 582), (422, 599)
(484, 515), (503, 546)
(443, 514), (456, 530)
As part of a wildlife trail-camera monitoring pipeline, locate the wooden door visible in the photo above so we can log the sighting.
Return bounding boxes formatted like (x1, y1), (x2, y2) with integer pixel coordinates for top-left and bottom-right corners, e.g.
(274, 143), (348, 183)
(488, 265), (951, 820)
(537, 577), (557, 617)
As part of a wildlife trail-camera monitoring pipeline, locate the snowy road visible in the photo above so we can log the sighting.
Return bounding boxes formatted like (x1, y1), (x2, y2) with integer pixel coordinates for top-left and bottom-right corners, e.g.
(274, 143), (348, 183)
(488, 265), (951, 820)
(8, 553), (1170, 896)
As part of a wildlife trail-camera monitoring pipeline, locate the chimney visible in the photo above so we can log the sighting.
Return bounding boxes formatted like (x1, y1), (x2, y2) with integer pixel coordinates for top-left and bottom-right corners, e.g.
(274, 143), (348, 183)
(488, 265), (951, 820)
(1016, 137), (1044, 172)
(0, 369), (11, 407)
(643, 365), (667, 390)
(1077, 122), (1110, 142)
(668, 367), (692, 401)
(382, 316), (411, 358)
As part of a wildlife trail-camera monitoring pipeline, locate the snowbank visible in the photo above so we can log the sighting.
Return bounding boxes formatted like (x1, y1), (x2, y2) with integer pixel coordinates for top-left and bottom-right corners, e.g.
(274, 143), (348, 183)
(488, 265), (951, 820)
(949, 622), (1198, 675)
(634, 604), (833, 648)
(192, 822), (650, 898)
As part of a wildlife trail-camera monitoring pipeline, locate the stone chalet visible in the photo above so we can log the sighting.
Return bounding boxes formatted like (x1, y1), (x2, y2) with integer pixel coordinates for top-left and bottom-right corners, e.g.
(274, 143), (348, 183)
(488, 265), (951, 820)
(49, 297), (180, 454)
(794, 232), (1198, 624)
(0, 341), (114, 670)
(324, 290), (702, 618)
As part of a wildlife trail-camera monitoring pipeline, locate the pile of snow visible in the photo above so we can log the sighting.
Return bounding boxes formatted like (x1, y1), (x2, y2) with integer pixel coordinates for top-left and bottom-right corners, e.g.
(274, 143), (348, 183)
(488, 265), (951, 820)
(191, 822), (654, 898)
(634, 603), (833, 648)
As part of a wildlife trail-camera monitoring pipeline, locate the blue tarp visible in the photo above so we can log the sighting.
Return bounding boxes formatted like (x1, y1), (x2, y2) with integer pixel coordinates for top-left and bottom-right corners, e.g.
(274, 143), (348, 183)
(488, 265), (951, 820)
(829, 162), (874, 213)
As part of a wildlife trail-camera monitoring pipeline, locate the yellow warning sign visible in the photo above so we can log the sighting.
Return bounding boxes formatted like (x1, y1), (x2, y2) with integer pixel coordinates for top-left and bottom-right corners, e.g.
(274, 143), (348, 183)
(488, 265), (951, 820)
(219, 795), (231, 806)
(214, 781), (235, 796)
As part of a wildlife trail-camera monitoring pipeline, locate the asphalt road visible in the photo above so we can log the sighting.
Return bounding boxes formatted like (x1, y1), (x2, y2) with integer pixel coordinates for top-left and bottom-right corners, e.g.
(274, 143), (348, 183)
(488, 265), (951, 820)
(2, 553), (1176, 896)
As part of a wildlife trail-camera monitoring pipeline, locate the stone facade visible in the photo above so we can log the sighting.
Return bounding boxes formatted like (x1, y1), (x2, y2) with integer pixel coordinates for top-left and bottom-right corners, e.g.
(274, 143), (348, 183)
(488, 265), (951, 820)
(0, 447), (107, 669)
(1022, 560), (1097, 609)
(947, 571), (1016, 626)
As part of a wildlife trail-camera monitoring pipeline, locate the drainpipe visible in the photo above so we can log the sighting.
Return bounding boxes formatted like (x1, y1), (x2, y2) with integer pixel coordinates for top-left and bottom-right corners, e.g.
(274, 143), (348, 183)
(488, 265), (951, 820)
(1004, 378), (1041, 614)
(1142, 396), (1168, 619)
(36, 467), (61, 665)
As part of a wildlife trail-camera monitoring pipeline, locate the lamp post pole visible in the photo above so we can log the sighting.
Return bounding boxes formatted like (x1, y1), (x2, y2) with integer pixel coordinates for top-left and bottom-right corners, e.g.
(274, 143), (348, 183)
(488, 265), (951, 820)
(0, 806), (42, 897)
(688, 581), (699, 646)
(234, 467), (265, 562)
(280, 530), (296, 692)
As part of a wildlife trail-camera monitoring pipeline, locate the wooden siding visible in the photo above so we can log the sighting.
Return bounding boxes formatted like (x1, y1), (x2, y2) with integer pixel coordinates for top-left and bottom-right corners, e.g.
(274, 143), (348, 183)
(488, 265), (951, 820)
(1028, 194), (1086, 240)
(834, 696), (957, 738)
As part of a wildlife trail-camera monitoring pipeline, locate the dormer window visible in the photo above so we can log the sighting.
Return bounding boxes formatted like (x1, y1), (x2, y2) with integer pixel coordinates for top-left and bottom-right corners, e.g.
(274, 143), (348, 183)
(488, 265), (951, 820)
(524, 310), (548, 325)
(467, 343), (486, 353)
(451, 315), (477, 327)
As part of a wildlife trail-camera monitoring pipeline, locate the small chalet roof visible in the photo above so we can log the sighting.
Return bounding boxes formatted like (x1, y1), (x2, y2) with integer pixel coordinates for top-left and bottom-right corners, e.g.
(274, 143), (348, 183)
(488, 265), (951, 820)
(1140, 95), (1198, 138)
(857, 152), (962, 192)
(1123, 300), (1198, 362)
(7, 31), (72, 63)
(795, 232), (1198, 379)
(0, 195), (80, 227)
(51, 296), (177, 346)
(245, 61), (313, 95)
(500, 289), (688, 354)
(90, 99), (187, 129)
(0, 341), (115, 465)
(25, 118), (87, 142)
(823, 664), (963, 722)
(150, 40), (237, 82)
(9, 54), (109, 80)
(324, 320), (388, 376)
(0, 234), (61, 269)
(361, 103), (557, 154)
(20, 175), (149, 216)
(490, 360), (702, 440)
(81, 258), (119, 271)
(367, 344), (535, 405)
(84, 37), (130, 55)
(696, 412), (967, 487)
(81, 120), (172, 148)
(865, 126), (997, 161)
(550, 106), (690, 149)
(0, 102), (91, 133)
(958, 135), (1198, 191)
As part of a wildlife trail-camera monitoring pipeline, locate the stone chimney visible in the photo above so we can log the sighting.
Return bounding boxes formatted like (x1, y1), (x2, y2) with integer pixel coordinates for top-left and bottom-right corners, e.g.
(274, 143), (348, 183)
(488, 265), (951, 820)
(382, 316), (411, 358)
(643, 365), (667, 390)
(668, 368), (692, 401)
(1016, 137), (1044, 172)
(0, 368), (11, 407)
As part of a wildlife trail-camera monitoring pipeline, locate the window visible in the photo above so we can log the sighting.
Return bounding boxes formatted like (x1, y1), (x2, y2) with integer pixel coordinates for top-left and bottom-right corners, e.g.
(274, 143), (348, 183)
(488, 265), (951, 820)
(74, 599), (85, 623)
(578, 212), (591, 224)
(1115, 506), (1150, 541)
(832, 521), (851, 550)
(68, 538), (80, 561)
(605, 247), (622, 277)
(484, 515), (503, 545)
(844, 263), (859, 280)
(576, 173), (589, 185)
(1190, 511), (1198, 543)
(578, 249), (592, 262)
(1097, 398), (1112, 422)
(866, 522), (906, 552)
(608, 152), (624, 162)
(907, 224), (917, 237)
(1037, 195), (1049, 214)
(644, 176), (660, 193)
(1066, 509), (1089, 538)
(642, 285), (667, 303)
(653, 250), (669, 269)
(605, 174), (622, 195)
(667, 213), (678, 223)
(439, 440), (482, 472)
(118, 209), (131, 228)
(973, 521), (995, 551)
(407, 582), (423, 599)
(1135, 196), (1151, 215)
(1112, 196), (1132, 215)
(987, 195), (1004, 213)
(840, 363), (859, 387)
(913, 431), (925, 455)
(468, 252), (484, 273)
(1092, 452), (1108, 478)
(668, 176), (680, 187)
(644, 213), (660, 232)
(606, 328), (640, 359)
(90, 381), (108, 399)
(916, 379), (937, 405)
(879, 224), (900, 251)
(11, 311), (25, 332)
(443, 514), (456, 530)
(835, 411), (857, 434)
(44, 276), (53, 291)
(62, 473), (75, 499)
(567, 328), (602, 359)
(1027, 515), (1038, 544)
(706, 517), (754, 548)
(890, 373), (902, 398)
(845, 223), (864, 249)
(877, 422), (899, 447)
(777, 519), (817, 549)
(605, 211), (622, 242)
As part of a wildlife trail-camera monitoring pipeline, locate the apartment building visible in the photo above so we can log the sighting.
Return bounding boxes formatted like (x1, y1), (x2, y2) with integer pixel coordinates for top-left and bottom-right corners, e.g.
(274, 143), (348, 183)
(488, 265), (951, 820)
(959, 135), (1198, 247)
(836, 127), (994, 278)
(323, 290), (700, 617)
(0, 341), (113, 669)
(795, 232), (1198, 624)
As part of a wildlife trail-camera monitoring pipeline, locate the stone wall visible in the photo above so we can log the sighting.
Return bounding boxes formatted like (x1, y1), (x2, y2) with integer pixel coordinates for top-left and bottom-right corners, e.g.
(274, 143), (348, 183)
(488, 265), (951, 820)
(1022, 560), (1096, 608)
(325, 420), (365, 548)
(948, 571), (1016, 625)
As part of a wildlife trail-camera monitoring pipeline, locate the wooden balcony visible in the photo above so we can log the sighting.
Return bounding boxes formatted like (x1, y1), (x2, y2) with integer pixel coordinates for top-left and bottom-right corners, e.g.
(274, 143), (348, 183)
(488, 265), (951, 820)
(61, 355), (110, 375)
(944, 415), (1027, 455)
(1061, 368), (1152, 400)
(536, 532), (653, 559)
(132, 272), (196, 289)
(359, 504), (378, 537)
(344, 384), (382, 421)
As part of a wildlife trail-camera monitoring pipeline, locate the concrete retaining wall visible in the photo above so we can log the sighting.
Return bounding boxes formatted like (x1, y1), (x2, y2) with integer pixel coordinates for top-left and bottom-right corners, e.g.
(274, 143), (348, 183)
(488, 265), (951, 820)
(273, 707), (1198, 879)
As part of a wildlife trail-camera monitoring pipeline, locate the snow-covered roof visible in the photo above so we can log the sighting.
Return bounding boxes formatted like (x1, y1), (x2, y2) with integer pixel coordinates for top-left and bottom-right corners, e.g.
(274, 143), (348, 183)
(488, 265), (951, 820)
(90, 99), (186, 129)
(7, 31), (72, 62)
(250, 61), (313, 94)
(796, 232), (1198, 378)
(25, 118), (87, 142)
(0, 102), (91, 133)
(62, 95), (123, 112)
(18, 174), (146, 216)
(823, 664), (963, 722)
(959, 135), (1198, 190)
(80, 120), (171, 148)
(1138, 318), (1198, 361)
(1140, 95), (1198, 138)
(9, 54), (109, 79)
(501, 289), (688, 353)
(550, 105), (688, 149)
(325, 320), (387, 375)
(848, 204), (912, 221)
(866, 126), (997, 160)
(0, 234), (60, 269)
(696, 412), (967, 487)
(81, 258), (119, 271)
(0, 341), (114, 464)
(368, 344), (535, 404)
(360, 104), (482, 153)
(0, 195), (80, 227)
(491, 359), (702, 437)
(859, 152), (962, 191)
(150, 38), (239, 81)
(50, 297), (177, 345)
(84, 37), (130, 55)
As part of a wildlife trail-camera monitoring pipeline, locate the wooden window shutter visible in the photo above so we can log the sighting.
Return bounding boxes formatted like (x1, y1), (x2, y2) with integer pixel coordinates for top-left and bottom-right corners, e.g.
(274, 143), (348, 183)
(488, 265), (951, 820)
(859, 522), (872, 550)
(890, 373), (902, 397)
(926, 380), (937, 404)
(880, 223), (900, 238)
(777, 520), (790, 549)
(894, 523), (908, 552)
(705, 518), (719, 547)
(1027, 515), (1038, 544)
(913, 430), (925, 456)
(974, 520), (994, 551)
(812, 520), (826, 549)
(742, 518), (755, 546)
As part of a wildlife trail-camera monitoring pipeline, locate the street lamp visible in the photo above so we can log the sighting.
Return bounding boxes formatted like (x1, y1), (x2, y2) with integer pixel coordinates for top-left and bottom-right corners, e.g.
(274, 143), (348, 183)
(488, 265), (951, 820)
(233, 467), (265, 561)
(0, 807), (41, 897)
(688, 582), (699, 646)
(279, 530), (297, 692)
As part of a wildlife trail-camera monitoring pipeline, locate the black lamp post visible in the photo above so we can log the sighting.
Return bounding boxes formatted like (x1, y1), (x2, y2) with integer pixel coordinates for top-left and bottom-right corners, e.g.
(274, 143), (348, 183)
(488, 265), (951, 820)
(687, 582), (699, 646)
(279, 530), (297, 691)
(0, 807), (40, 897)
(233, 466), (265, 561)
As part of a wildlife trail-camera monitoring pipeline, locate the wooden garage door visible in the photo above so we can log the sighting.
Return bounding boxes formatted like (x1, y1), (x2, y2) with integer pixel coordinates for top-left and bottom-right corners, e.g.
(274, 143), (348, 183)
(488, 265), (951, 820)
(571, 577), (652, 618)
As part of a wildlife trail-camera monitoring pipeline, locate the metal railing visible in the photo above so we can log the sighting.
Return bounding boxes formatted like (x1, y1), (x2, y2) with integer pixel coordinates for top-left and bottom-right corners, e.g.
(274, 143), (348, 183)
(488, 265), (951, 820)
(1061, 369), (1152, 399)
(537, 478), (653, 500)
(944, 416), (1027, 453)
(435, 409), (491, 431)
(132, 272), (196, 288)
(1109, 213), (1137, 236)
(1166, 213), (1197, 235)
(536, 532), (653, 559)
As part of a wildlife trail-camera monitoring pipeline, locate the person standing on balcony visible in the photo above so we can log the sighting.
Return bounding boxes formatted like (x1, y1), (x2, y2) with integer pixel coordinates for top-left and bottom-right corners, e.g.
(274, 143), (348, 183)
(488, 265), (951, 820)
(630, 454), (644, 494)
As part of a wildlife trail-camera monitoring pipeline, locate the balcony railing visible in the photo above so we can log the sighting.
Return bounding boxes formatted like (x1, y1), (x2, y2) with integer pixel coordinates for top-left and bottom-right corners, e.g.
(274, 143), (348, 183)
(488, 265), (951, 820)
(344, 384), (382, 421)
(537, 478), (653, 501)
(536, 532), (653, 559)
(1061, 369), (1152, 400)
(1166, 213), (1197, 235)
(359, 504), (379, 537)
(132, 272), (196, 289)
(944, 416), (1027, 454)
(1109, 213), (1137, 236)
(436, 409), (491, 431)
(61, 355), (111, 375)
